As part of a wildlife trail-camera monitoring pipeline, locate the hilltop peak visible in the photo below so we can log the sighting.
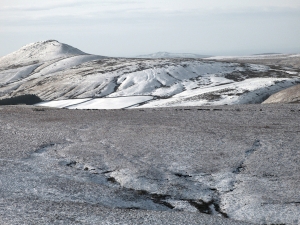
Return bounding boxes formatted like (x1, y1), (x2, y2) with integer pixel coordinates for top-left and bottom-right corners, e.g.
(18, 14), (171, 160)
(0, 40), (87, 68)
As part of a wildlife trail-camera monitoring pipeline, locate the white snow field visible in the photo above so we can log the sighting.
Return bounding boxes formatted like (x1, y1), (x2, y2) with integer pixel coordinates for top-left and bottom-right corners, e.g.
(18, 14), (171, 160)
(36, 96), (154, 109)
(35, 98), (92, 108)
(67, 96), (153, 109)
(0, 40), (299, 110)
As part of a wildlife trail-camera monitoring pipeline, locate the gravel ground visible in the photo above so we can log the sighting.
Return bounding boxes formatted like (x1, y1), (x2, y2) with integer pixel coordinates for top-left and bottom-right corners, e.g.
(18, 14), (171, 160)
(0, 104), (299, 224)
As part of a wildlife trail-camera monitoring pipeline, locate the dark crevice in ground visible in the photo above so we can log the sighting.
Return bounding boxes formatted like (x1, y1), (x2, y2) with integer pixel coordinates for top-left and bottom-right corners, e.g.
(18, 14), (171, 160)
(233, 139), (261, 174)
(65, 161), (77, 167)
(33, 143), (232, 219)
(188, 199), (229, 218)
(233, 163), (245, 174)
(60, 159), (230, 217)
(188, 200), (212, 214)
(34, 143), (55, 154)
(107, 179), (175, 210)
(57, 158), (172, 210)
(213, 202), (229, 218)
(174, 173), (192, 178)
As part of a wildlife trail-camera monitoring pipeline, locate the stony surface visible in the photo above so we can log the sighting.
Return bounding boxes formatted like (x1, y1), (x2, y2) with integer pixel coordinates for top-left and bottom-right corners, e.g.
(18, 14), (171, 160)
(0, 104), (299, 224)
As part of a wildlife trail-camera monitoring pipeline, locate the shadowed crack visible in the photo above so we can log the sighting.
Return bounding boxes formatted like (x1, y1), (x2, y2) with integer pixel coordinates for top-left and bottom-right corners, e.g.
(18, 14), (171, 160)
(57, 159), (176, 210)
(188, 200), (213, 214)
(34, 143), (55, 154)
(213, 202), (229, 218)
(245, 139), (261, 156)
(188, 200), (229, 218)
(174, 173), (192, 178)
(108, 180), (175, 209)
(135, 191), (175, 209)
(60, 160), (231, 215)
(65, 161), (77, 167)
(234, 139), (261, 174)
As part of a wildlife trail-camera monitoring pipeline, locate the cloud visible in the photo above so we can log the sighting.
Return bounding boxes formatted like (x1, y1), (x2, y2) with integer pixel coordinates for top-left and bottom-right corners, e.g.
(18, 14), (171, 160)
(2, 0), (300, 20)
(1, 0), (141, 11)
(1, 0), (300, 57)
(1, 1), (94, 11)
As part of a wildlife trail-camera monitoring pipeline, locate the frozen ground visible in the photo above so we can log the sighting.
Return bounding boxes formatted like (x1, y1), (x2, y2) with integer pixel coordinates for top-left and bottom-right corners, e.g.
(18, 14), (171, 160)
(0, 104), (299, 224)
(0, 40), (299, 109)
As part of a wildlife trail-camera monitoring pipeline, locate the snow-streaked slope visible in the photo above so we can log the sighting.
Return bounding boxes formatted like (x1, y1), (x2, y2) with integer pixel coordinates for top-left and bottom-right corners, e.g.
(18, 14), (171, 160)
(31, 55), (104, 77)
(137, 52), (210, 58)
(0, 41), (300, 109)
(1, 57), (299, 109)
(0, 63), (40, 84)
(140, 78), (297, 108)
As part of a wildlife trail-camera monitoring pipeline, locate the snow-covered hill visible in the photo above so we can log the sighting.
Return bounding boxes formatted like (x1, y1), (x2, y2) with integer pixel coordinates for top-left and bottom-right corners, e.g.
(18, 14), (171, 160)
(0, 41), (299, 109)
(0, 40), (90, 69)
(0, 40), (105, 85)
(136, 52), (209, 58)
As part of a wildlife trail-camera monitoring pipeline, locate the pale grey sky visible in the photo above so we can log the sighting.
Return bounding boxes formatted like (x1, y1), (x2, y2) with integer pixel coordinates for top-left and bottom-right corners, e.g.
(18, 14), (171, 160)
(1, 0), (300, 57)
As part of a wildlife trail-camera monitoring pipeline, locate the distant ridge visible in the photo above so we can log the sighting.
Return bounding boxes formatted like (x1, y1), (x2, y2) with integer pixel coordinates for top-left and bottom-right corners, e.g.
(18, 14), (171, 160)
(253, 53), (281, 55)
(136, 52), (210, 58)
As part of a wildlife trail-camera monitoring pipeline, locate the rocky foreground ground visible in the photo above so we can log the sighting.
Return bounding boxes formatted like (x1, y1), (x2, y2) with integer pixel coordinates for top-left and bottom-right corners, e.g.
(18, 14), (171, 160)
(0, 104), (299, 224)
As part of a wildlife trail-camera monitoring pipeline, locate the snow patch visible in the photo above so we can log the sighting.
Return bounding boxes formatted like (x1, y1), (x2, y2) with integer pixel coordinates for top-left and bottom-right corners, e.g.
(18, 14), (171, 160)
(67, 96), (154, 109)
(35, 98), (91, 108)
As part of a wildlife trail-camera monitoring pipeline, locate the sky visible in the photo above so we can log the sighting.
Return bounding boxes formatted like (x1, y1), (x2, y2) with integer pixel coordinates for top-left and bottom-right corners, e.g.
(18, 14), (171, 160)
(1, 0), (300, 57)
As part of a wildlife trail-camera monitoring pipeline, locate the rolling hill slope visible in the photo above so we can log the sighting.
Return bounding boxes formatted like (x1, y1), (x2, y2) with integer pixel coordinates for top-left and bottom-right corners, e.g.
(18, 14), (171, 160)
(0, 41), (299, 109)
